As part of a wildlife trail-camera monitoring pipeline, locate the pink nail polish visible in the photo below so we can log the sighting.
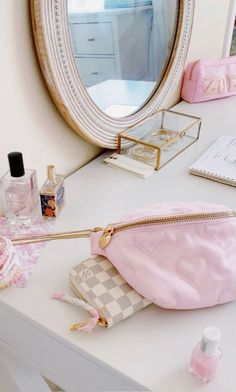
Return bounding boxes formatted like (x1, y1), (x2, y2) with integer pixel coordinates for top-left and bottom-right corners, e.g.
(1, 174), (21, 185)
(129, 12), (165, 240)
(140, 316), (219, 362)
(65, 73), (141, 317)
(189, 326), (222, 383)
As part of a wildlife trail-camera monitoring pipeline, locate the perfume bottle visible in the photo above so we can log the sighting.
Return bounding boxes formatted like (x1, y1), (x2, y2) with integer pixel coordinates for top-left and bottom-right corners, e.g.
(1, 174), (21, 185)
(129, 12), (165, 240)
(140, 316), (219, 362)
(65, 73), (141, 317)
(189, 326), (222, 383)
(40, 165), (64, 217)
(1, 152), (39, 224)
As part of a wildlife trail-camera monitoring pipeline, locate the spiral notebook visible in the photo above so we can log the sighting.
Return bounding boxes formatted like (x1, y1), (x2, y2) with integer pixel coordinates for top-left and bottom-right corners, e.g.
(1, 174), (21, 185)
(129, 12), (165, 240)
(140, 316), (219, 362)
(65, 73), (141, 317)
(189, 135), (236, 187)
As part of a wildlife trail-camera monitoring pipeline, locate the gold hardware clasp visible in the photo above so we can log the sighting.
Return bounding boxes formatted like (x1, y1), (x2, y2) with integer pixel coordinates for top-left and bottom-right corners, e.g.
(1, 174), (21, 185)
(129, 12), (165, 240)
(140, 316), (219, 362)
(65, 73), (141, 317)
(70, 321), (88, 331)
(70, 317), (107, 331)
(98, 227), (114, 249)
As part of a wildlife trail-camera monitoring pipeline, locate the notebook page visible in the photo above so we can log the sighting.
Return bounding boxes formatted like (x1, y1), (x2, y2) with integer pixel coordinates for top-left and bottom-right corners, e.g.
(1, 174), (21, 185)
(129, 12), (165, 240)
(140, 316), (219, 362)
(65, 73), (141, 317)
(189, 135), (236, 183)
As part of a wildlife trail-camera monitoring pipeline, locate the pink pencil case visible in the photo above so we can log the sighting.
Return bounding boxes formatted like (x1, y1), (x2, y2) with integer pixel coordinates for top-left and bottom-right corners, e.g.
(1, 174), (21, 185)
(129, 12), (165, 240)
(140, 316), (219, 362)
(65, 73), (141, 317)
(181, 56), (236, 103)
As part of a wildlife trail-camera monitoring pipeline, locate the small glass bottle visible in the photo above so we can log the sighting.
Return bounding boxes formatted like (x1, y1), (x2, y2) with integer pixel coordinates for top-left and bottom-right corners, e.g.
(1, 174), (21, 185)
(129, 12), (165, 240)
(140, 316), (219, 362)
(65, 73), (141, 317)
(189, 326), (222, 383)
(1, 152), (39, 224)
(40, 165), (64, 217)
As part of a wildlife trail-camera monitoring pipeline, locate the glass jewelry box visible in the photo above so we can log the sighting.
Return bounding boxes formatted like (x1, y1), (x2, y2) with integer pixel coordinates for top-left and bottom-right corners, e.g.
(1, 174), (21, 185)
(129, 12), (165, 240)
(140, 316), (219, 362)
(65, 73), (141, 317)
(118, 110), (202, 170)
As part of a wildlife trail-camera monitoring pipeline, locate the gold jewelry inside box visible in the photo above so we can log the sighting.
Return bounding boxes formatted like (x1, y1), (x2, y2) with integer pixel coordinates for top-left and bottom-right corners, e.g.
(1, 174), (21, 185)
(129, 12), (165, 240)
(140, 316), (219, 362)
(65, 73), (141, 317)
(150, 129), (185, 147)
(151, 129), (174, 140)
(131, 146), (157, 161)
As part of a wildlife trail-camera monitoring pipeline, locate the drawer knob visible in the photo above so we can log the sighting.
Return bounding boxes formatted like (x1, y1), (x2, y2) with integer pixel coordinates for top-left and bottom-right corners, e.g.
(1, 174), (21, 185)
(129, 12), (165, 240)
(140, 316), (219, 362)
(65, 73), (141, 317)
(88, 38), (95, 42)
(91, 72), (99, 75)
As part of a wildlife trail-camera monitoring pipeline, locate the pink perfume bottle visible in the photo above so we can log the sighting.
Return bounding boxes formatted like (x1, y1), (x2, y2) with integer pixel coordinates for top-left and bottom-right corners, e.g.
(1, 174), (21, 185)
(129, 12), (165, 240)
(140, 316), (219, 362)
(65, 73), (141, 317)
(189, 326), (222, 383)
(1, 152), (39, 224)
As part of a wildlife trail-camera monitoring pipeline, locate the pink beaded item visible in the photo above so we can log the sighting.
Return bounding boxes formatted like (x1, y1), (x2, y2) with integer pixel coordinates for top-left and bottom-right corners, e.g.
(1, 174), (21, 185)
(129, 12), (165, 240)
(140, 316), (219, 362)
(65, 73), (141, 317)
(0, 218), (52, 288)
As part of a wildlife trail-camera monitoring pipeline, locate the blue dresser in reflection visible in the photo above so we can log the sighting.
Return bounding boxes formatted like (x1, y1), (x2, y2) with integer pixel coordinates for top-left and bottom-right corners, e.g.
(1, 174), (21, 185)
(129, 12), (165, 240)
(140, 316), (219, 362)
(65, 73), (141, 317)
(68, 6), (153, 87)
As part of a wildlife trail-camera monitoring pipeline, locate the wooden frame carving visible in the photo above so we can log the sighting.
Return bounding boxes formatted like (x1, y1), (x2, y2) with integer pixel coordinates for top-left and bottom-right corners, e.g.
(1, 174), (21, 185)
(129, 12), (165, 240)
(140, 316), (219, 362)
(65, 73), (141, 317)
(31, 0), (195, 148)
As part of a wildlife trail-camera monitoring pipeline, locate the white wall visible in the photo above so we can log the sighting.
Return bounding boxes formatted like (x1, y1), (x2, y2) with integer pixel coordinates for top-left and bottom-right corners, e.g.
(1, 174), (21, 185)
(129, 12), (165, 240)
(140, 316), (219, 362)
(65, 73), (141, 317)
(187, 0), (233, 62)
(0, 0), (101, 189)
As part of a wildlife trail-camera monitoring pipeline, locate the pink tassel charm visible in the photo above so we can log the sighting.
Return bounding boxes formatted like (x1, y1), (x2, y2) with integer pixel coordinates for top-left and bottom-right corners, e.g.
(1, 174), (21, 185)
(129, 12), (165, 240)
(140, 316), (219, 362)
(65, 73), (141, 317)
(52, 292), (99, 333)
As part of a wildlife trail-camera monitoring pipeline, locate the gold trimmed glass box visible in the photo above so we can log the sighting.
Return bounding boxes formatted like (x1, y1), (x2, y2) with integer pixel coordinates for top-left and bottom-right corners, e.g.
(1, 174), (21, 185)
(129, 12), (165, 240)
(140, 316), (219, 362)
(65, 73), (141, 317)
(118, 110), (202, 170)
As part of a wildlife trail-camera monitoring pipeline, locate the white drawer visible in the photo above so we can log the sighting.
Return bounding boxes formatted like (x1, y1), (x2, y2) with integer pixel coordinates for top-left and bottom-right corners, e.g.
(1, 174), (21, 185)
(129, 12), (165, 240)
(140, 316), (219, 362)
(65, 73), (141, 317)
(75, 57), (116, 87)
(73, 23), (114, 55)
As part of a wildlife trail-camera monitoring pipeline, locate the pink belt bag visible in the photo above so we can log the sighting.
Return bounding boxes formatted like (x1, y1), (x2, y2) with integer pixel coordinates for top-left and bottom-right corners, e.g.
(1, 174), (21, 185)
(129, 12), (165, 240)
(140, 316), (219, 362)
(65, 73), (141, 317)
(181, 56), (236, 103)
(91, 202), (236, 310)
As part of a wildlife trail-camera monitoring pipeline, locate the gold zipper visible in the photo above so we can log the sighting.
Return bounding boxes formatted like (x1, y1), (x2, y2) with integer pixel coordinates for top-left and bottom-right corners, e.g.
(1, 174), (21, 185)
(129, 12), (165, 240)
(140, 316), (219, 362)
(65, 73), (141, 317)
(98, 210), (236, 249)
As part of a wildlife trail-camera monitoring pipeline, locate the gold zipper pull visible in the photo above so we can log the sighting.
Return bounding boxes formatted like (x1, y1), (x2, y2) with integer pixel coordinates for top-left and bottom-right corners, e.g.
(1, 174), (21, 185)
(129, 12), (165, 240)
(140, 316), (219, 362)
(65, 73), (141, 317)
(98, 227), (114, 249)
(70, 321), (88, 331)
(70, 318), (107, 331)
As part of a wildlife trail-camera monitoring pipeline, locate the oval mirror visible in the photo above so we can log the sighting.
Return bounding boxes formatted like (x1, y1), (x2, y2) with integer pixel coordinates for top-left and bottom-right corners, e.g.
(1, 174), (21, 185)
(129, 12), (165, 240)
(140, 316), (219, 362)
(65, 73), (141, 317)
(31, 0), (194, 148)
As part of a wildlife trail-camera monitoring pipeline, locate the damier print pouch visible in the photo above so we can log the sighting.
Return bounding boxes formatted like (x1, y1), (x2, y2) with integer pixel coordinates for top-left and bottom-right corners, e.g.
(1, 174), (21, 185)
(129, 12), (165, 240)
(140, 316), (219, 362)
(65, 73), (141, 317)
(53, 255), (150, 332)
(69, 255), (151, 330)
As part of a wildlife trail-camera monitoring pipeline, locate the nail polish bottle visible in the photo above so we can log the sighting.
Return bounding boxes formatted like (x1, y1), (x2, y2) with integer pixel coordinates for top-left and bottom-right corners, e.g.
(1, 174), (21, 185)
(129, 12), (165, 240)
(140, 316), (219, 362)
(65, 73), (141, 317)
(189, 326), (222, 383)
(40, 165), (64, 217)
(1, 152), (39, 224)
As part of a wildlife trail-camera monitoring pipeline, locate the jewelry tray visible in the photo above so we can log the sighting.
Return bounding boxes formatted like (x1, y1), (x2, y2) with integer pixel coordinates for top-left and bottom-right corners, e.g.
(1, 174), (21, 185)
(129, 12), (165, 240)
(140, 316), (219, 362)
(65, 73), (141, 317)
(118, 110), (202, 170)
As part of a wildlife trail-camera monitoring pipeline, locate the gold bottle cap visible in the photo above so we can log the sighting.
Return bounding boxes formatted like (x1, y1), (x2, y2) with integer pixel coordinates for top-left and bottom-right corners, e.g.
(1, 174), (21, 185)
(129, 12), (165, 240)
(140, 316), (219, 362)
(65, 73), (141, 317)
(47, 165), (56, 181)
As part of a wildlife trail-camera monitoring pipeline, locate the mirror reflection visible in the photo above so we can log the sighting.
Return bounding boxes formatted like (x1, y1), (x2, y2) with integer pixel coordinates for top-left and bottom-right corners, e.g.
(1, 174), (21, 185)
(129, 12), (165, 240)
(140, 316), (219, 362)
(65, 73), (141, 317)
(67, 0), (178, 118)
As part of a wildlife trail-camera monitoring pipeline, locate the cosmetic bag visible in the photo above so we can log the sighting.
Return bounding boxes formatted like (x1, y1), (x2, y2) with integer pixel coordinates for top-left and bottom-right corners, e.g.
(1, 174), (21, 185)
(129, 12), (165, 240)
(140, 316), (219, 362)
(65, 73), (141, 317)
(181, 56), (236, 103)
(91, 202), (236, 311)
(59, 255), (151, 331)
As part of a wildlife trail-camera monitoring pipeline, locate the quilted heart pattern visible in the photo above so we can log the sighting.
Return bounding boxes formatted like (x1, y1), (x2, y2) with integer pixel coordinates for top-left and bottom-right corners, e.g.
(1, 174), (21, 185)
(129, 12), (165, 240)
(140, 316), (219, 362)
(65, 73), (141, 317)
(218, 289), (236, 304)
(91, 202), (236, 310)
(133, 230), (165, 256)
(204, 222), (231, 249)
(176, 256), (207, 286)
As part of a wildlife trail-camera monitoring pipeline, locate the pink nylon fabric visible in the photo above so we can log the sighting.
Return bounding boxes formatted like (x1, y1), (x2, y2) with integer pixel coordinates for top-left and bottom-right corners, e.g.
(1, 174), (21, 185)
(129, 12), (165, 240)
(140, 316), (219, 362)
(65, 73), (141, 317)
(91, 202), (236, 310)
(181, 56), (236, 103)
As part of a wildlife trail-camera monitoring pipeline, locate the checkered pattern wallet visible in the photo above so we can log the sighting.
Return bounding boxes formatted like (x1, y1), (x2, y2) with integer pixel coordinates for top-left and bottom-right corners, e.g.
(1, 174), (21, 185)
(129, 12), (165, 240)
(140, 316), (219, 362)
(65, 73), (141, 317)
(70, 255), (151, 328)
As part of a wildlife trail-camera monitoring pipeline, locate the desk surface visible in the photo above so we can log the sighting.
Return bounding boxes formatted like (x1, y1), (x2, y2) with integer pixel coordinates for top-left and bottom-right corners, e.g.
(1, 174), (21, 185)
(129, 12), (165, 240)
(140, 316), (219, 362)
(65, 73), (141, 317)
(1, 97), (236, 391)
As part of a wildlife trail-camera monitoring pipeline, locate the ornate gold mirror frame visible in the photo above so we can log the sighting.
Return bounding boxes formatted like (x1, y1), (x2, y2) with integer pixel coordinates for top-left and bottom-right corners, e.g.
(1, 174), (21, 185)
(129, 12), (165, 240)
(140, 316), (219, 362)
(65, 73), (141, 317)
(31, 0), (195, 148)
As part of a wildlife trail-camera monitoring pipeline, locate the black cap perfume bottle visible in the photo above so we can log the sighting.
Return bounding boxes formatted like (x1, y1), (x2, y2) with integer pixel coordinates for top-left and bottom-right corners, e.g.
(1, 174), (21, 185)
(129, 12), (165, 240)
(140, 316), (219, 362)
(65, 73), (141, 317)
(1, 152), (39, 224)
(8, 152), (25, 177)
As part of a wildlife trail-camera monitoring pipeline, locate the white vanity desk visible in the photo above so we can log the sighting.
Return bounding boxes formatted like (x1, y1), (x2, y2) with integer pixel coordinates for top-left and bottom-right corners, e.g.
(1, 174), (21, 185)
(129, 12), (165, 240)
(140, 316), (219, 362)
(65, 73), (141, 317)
(1, 97), (236, 392)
